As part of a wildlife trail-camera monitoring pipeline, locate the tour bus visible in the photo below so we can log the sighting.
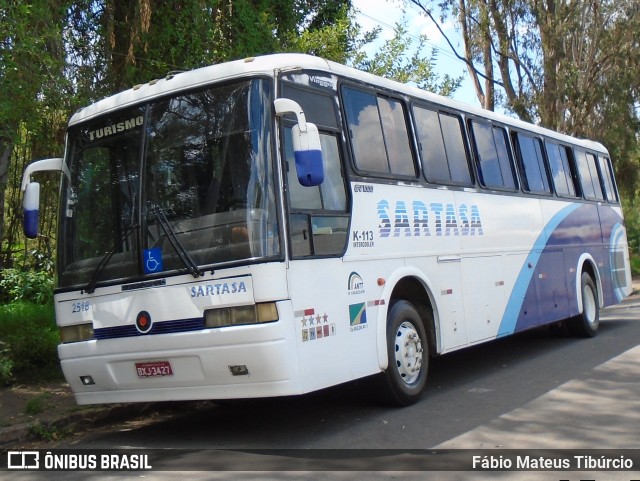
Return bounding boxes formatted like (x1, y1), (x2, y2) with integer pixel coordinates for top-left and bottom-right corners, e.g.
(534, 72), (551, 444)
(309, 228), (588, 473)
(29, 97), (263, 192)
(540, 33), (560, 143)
(22, 54), (632, 406)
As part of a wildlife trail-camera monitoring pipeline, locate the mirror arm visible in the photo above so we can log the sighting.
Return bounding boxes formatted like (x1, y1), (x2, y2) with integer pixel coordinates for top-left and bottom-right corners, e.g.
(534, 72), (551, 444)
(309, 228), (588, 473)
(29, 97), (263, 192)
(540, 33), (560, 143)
(274, 98), (308, 132)
(21, 157), (69, 191)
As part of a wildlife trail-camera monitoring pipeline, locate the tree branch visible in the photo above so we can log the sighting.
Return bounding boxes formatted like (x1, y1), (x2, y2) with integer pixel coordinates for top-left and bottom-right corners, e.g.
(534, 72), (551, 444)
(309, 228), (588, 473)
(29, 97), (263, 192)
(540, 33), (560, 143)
(409, 0), (504, 89)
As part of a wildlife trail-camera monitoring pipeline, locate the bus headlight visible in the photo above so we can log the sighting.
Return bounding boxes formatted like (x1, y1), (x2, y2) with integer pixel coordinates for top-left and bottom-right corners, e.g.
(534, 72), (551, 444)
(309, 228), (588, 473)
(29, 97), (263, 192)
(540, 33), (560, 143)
(204, 302), (279, 328)
(60, 323), (95, 343)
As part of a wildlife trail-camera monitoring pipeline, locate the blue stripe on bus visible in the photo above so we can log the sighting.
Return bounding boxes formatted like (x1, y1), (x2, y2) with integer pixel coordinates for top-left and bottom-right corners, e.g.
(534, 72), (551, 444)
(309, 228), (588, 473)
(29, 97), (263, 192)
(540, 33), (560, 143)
(94, 317), (205, 340)
(497, 203), (581, 337)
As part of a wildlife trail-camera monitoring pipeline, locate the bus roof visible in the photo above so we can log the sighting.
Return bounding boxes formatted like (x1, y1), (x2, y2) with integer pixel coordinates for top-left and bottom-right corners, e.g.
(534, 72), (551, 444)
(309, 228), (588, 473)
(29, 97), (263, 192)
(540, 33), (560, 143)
(69, 53), (607, 154)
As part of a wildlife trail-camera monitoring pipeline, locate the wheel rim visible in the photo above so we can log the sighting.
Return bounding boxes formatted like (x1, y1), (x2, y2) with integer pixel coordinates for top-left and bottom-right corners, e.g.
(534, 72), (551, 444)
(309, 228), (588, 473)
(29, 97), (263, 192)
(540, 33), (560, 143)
(393, 321), (423, 385)
(583, 283), (597, 325)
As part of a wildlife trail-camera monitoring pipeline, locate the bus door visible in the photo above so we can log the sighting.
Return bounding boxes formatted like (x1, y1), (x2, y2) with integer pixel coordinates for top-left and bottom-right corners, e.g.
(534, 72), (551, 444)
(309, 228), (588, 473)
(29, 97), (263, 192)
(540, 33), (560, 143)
(277, 77), (369, 391)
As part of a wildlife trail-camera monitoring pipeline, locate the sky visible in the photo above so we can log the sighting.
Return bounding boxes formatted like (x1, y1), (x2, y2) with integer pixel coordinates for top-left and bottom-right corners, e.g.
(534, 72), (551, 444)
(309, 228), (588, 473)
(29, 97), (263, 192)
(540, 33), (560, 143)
(351, 0), (480, 108)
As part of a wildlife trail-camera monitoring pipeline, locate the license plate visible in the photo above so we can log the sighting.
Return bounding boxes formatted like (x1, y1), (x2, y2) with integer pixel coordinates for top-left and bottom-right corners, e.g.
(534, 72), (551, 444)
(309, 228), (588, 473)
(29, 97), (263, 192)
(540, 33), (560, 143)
(135, 361), (173, 377)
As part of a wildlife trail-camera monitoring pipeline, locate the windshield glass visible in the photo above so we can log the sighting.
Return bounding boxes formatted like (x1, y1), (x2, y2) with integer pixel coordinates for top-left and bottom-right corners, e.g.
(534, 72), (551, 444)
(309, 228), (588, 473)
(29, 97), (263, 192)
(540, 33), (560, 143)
(58, 79), (279, 289)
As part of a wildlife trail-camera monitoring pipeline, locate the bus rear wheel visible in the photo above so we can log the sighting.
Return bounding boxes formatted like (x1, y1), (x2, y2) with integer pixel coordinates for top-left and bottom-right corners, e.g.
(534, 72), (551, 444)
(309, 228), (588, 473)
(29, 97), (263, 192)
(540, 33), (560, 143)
(378, 300), (428, 406)
(567, 272), (599, 337)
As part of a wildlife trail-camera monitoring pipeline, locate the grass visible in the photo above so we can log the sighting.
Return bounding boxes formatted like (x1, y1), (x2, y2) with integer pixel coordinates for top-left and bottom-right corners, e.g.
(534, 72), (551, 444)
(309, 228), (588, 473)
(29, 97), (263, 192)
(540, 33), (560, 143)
(28, 421), (71, 442)
(631, 254), (640, 279)
(0, 301), (62, 385)
(25, 392), (52, 414)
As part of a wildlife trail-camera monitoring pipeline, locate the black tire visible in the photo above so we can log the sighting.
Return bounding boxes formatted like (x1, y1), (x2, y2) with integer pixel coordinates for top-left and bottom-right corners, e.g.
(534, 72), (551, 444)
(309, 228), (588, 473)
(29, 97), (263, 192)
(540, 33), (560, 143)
(567, 272), (599, 337)
(378, 300), (429, 406)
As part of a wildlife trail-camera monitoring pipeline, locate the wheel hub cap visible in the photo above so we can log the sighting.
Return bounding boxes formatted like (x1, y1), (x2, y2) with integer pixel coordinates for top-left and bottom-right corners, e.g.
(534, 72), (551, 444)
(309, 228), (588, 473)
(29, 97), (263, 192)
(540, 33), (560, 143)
(394, 321), (423, 385)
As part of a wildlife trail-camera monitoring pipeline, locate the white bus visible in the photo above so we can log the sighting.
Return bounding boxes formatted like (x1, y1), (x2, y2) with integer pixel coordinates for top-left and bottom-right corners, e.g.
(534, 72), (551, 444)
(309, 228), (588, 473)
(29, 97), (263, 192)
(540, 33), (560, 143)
(22, 54), (632, 406)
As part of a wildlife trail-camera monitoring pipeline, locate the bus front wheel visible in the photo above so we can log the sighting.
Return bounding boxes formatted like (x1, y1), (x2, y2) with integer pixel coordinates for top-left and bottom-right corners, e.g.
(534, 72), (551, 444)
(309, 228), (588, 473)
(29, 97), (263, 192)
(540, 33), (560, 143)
(379, 300), (428, 406)
(567, 272), (600, 337)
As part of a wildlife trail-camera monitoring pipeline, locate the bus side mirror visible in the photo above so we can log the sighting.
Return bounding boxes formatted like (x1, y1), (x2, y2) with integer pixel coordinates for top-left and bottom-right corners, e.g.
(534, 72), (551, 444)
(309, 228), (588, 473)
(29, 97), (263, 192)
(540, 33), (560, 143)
(274, 98), (324, 187)
(290, 122), (324, 187)
(23, 182), (40, 239)
(20, 157), (68, 239)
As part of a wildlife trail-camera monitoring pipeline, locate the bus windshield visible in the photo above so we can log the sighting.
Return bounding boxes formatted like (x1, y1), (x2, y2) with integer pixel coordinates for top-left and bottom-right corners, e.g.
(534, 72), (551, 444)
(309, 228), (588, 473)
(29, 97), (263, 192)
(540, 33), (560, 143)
(58, 79), (279, 289)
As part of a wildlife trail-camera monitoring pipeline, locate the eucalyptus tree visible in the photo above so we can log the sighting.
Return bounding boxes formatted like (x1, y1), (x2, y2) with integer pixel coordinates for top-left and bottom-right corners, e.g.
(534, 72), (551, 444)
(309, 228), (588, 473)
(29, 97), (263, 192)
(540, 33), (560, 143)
(409, 0), (640, 193)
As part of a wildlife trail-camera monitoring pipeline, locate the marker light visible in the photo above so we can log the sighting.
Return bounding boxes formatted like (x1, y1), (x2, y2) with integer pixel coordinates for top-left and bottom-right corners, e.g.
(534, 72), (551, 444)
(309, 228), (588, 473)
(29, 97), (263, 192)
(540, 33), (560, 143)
(60, 323), (95, 343)
(204, 303), (279, 329)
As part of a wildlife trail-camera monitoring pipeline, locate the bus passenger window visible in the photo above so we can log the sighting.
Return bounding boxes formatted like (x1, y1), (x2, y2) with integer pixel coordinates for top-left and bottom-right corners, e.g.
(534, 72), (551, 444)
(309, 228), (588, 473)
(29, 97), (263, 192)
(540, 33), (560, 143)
(439, 114), (472, 185)
(575, 150), (605, 200)
(546, 141), (577, 197)
(471, 121), (516, 190)
(378, 97), (415, 176)
(413, 106), (472, 186)
(413, 108), (448, 181)
(342, 86), (415, 177)
(599, 156), (618, 202)
(513, 133), (550, 194)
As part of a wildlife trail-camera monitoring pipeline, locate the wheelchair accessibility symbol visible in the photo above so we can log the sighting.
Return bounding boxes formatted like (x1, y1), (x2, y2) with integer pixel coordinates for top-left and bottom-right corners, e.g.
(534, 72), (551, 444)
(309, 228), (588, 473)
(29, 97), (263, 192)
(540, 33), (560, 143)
(143, 248), (163, 274)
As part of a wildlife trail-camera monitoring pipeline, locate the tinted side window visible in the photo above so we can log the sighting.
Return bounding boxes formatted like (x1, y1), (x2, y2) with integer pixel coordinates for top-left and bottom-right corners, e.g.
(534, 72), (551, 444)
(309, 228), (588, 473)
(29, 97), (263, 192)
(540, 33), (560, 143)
(342, 87), (387, 173)
(413, 107), (449, 181)
(378, 97), (415, 176)
(342, 86), (415, 177)
(282, 83), (337, 128)
(599, 156), (618, 203)
(514, 133), (550, 194)
(413, 105), (472, 185)
(575, 150), (605, 200)
(471, 121), (516, 190)
(440, 113), (473, 185)
(546, 141), (577, 197)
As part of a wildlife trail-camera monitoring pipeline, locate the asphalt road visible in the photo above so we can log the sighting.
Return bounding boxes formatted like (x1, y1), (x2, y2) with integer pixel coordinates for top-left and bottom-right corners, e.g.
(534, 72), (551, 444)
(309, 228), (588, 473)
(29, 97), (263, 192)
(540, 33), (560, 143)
(5, 294), (640, 480)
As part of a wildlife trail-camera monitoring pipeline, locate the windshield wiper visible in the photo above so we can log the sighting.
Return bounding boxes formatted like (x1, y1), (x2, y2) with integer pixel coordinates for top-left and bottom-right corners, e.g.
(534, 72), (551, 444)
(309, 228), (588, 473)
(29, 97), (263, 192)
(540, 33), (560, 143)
(151, 205), (203, 278)
(85, 222), (138, 294)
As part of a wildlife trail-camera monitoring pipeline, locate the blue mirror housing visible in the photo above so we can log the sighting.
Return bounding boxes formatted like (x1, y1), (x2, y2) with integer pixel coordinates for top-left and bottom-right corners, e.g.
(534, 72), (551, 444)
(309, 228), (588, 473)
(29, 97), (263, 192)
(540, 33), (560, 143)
(292, 122), (324, 187)
(23, 182), (40, 239)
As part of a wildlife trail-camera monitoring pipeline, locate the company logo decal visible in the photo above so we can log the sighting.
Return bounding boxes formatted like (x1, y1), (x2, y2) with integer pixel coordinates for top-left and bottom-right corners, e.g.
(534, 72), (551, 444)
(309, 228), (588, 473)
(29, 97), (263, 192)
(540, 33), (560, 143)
(309, 75), (335, 89)
(377, 200), (483, 238)
(349, 303), (368, 332)
(135, 311), (153, 334)
(190, 281), (247, 298)
(348, 272), (365, 296)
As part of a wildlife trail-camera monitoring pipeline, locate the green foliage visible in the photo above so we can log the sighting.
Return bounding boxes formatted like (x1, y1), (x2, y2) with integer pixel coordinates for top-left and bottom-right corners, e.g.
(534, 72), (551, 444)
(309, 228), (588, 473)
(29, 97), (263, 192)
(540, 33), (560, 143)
(0, 340), (13, 385)
(28, 421), (70, 442)
(622, 195), (640, 276)
(0, 248), (55, 304)
(0, 269), (54, 304)
(0, 302), (60, 385)
(25, 392), (52, 415)
(1, 0), (359, 273)
(286, 5), (362, 63)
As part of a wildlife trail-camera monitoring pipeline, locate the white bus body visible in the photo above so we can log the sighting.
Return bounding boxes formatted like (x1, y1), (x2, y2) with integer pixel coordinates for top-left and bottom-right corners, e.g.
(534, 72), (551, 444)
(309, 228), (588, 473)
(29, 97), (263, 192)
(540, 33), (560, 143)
(23, 54), (632, 406)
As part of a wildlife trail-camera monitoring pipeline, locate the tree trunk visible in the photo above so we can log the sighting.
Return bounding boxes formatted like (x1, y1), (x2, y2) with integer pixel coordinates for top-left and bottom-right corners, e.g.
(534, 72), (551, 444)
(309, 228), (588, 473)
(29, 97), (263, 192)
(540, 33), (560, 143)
(0, 141), (14, 269)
